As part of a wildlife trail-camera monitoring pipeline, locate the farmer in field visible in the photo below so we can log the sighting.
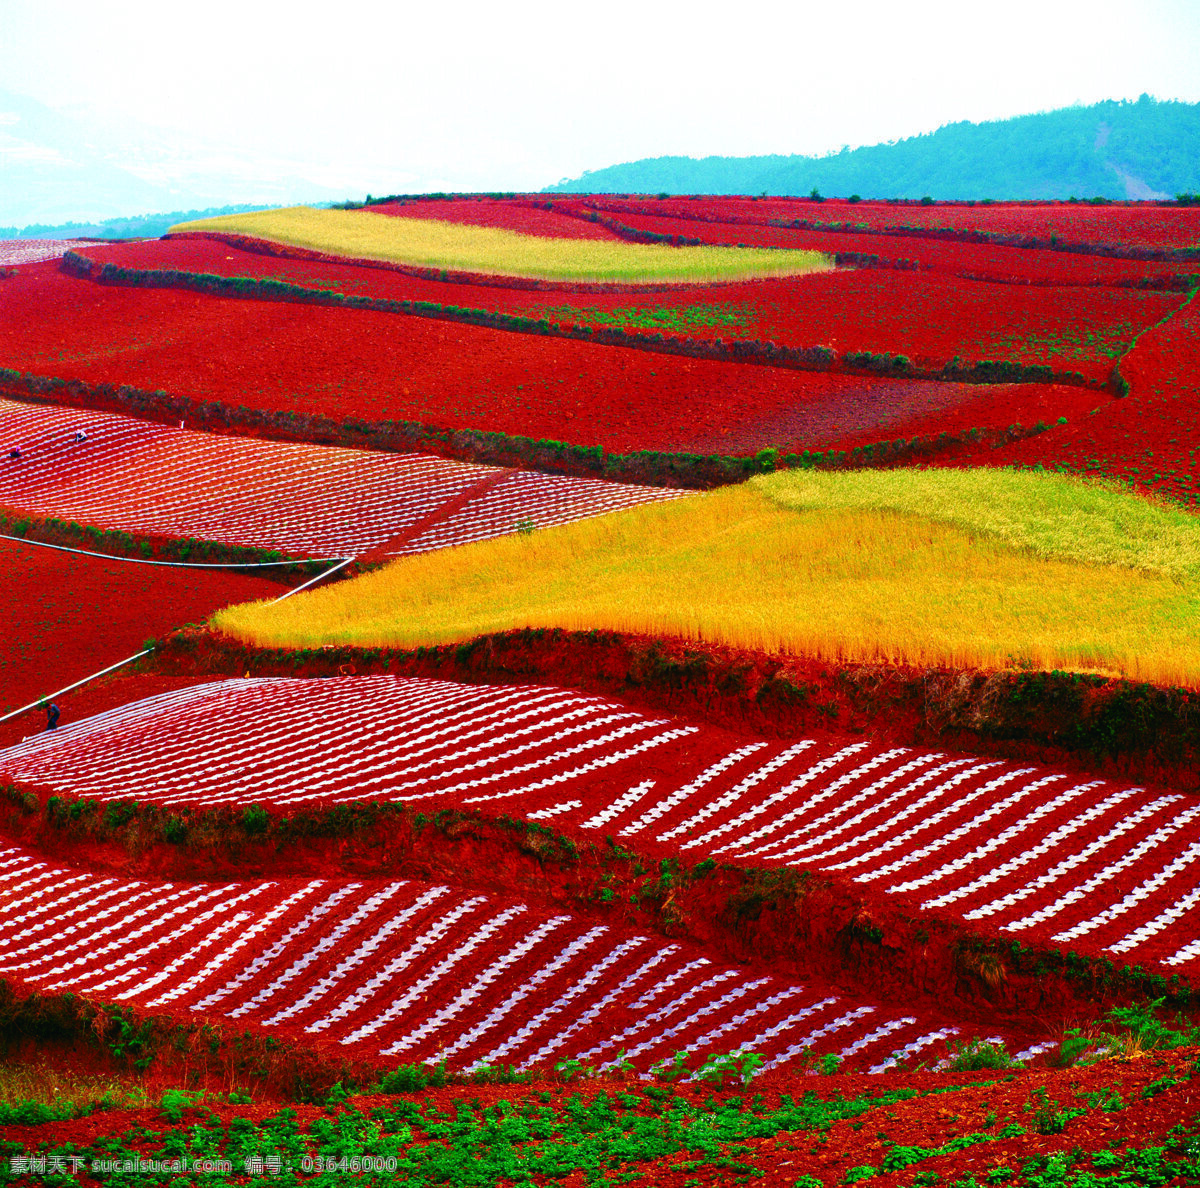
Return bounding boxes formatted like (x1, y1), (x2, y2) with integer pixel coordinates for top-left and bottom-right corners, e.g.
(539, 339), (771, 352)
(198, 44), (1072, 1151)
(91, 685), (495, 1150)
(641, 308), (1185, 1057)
(45, 703), (60, 731)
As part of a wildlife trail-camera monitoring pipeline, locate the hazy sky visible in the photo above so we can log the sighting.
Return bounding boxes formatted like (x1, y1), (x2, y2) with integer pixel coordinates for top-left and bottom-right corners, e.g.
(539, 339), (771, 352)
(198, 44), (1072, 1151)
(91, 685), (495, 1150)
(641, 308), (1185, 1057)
(5, 0), (1200, 193)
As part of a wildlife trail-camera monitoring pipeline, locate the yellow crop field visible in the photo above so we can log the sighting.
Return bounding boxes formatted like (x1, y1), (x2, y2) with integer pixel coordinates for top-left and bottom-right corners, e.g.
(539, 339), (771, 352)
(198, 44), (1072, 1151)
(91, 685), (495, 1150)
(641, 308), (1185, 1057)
(761, 467), (1200, 580)
(169, 206), (834, 283)
(214, 469), (1200, 688)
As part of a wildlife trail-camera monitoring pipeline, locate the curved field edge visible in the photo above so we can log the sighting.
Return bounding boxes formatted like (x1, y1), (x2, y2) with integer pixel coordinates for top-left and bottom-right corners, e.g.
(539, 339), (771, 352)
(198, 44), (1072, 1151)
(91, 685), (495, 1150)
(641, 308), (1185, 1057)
(148, 626), (1200, 794)
(168, 207), (834, 284)
(0, 370), (1073, 492)
(211, 476), (1200, 689)
(61, 246), (1106, 393)
(1, 784), (1192, 1032)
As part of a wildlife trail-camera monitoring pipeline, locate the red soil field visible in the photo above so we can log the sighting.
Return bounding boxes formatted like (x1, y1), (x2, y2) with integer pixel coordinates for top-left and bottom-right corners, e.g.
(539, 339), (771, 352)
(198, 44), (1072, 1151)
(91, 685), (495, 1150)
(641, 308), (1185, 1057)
(75, 237), (1176, 382)
(566, 194), (1200, 250)
(0, 834), (963, 1073)
(590, 208), (1198, 286)
(0, 397), (683, 560)
(959, 293), (1200, 502)
(8, 675), (1200, 980)
(0, 537), (278, 730)
(4, 1055), (1196, 1188)
(0, 264), (1103, 456)
(365, 196), (624, 239)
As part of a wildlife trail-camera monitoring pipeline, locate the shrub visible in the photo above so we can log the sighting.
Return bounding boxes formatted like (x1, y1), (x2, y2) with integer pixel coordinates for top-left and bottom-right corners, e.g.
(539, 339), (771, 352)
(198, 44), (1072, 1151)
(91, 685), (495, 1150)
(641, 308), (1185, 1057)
(159, 1089), (204, 1122)
(946, 1039), (1015, 1071)
(1028, 1086), (1083, 1134)
(241, 805), (270, 836)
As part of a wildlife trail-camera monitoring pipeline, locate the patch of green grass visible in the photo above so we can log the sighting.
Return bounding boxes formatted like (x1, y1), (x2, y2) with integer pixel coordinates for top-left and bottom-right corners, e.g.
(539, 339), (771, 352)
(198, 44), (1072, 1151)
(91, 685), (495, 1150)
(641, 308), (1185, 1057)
(532, 302), (755, 333)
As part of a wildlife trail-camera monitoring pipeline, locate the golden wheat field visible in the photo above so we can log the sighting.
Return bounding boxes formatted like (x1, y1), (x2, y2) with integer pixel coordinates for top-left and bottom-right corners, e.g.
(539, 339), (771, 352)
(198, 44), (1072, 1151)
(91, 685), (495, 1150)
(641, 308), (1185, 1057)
(214, 469), (1200, 687)
(169, 206), (834, 283)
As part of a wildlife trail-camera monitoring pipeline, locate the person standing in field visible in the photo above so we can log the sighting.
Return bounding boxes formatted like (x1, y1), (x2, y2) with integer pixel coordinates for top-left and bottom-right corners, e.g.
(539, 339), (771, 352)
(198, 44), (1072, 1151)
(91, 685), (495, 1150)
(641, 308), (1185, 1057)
(45, 703), (60, 730)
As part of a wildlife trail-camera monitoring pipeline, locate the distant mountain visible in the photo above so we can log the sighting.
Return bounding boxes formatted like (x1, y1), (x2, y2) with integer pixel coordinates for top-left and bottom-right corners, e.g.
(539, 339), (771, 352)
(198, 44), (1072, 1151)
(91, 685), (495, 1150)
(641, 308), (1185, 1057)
(545, 97), (1200, 201)
(0, 89), (348, 230)
(0, 204), (291, 242)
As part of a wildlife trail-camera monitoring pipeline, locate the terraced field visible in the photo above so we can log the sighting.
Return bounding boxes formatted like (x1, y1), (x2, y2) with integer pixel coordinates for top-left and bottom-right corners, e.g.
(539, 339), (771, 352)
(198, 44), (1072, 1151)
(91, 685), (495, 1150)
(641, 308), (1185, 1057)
(0, 398), (685, 559)
(1, 197), (1199, 1177)
(0, 839), (964, 1074)
(4, 675), (1199, 975)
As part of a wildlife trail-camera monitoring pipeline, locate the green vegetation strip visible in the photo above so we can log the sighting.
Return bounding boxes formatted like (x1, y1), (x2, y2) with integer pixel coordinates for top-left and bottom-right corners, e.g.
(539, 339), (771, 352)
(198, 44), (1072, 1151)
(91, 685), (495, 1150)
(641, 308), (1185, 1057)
(0, 511), (325, 576)
(62, 250), (1091, 390)
(0, 1086), (918, 1186)
(0, 364), (1068, 493)
(1, 1083), (1197, 1187)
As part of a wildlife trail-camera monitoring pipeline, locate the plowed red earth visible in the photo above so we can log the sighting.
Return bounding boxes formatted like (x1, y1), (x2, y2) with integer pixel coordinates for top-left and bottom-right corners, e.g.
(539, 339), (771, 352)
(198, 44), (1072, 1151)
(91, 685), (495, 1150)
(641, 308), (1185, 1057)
(71, 238), (1176, 382)
(365, 197), (625, 239)
(0, 832), (972, 1073)
(4, 1055), (1196, 1187)
(953, 292), (1200, 502)
(0, 537), (278, 729)
(7, 675), (1200, 980)
(592, 207), (1197, 285)
(566, 193), (1200, 250)
(0, 265), (1090, 456)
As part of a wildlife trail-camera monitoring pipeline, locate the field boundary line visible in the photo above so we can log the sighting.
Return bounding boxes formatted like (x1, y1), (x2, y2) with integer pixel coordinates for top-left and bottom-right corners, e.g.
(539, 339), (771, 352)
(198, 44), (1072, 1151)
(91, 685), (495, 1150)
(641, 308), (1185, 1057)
(356, 469), (516, 562)
(273, 556), (357, 603)
(0, 648), (153, 727)
(61, 251), (1099, 393)
(0, 532), (345, 569)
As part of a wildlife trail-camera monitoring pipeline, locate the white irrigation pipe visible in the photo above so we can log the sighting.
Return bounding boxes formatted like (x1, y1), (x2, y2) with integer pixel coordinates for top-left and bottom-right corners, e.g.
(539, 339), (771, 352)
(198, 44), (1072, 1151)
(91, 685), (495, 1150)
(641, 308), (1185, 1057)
(0, 648), (153, 727)
(0, 554), (357, 731)
(272, 555), (358, 602)
(0, 533), (345, 569)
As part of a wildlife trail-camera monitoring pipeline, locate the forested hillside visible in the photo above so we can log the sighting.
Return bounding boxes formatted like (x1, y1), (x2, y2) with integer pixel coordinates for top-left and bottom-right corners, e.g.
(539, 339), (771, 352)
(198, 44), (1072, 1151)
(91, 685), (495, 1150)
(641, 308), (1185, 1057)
(546, 96), (1200, 200)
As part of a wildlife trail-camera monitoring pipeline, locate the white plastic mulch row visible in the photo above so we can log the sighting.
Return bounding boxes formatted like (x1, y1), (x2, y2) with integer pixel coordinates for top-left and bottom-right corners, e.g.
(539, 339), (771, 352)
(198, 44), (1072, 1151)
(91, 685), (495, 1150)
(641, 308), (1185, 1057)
(0, 844), (953, 1072)
(0, 239), (95, 266)
(3, 674), (1200, 975)
(0, 398), (686, 559)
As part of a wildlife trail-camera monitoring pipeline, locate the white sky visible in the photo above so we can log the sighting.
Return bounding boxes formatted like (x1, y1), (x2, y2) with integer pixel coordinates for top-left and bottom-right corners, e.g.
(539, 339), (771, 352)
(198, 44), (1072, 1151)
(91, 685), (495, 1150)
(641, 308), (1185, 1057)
(4, 0), (1199, 193)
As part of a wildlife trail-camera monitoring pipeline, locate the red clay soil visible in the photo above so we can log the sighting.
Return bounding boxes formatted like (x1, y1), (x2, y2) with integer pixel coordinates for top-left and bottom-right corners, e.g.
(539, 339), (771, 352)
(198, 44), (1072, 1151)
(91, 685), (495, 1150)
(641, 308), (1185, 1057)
(366, 196), (626, 239)
(965, 291), (1200, 504)
(592, 207), (1199, 285)
(3, 1054), (1197, 1186)
(2, 780), (1164, 1039)
(68, 239), (1175, 383)
(0, 539), (278, 741)
(575, 193), (1200, 250)
(705, 379), (1107, 457)
(1, 264), (1143, 461)
(0, 265), (1055, 457)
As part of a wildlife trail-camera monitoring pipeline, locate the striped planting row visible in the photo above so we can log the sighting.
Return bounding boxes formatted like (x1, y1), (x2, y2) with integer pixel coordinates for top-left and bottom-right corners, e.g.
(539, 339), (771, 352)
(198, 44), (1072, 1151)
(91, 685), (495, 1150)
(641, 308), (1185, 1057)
(0, 240), (94, 266)
(0, 676), (697, 810)
(4, 675), (1200, 976)
(0, 844), (954, 1073)
(0, 398), (684, 559)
